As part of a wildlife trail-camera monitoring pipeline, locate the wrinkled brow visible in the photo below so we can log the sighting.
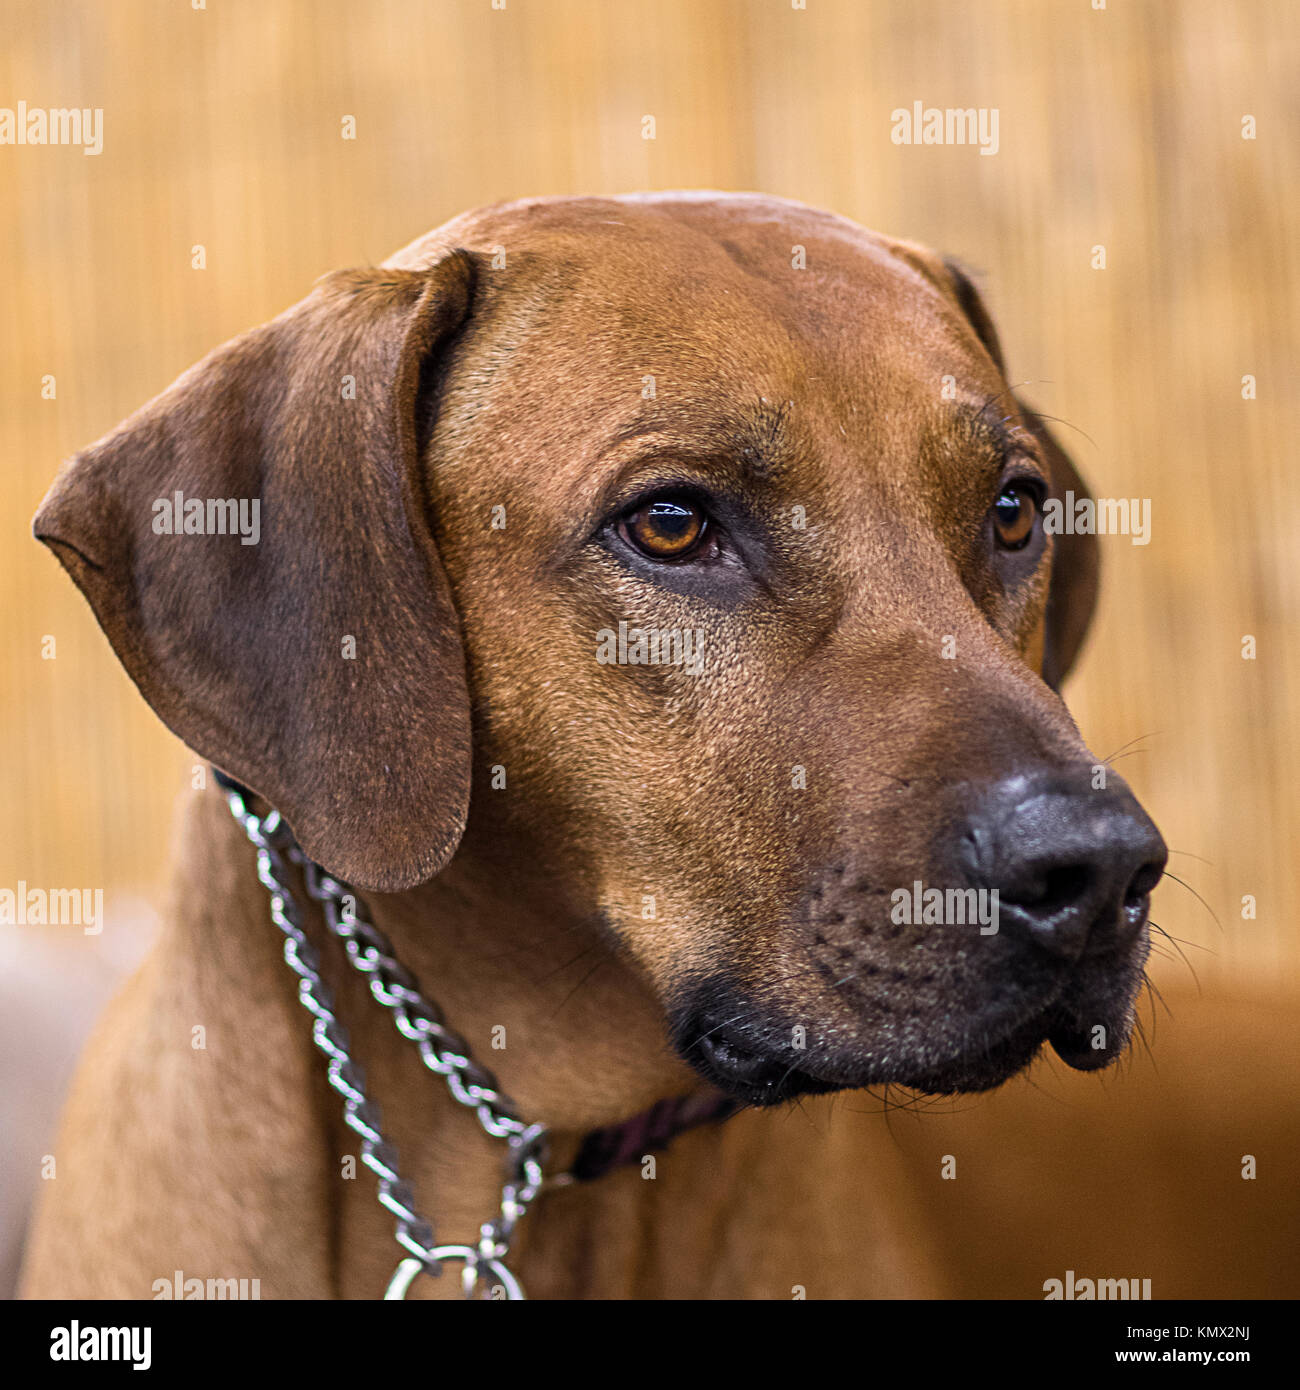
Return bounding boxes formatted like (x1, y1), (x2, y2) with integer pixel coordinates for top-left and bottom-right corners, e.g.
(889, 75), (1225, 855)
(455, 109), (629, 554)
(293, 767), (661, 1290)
(609, 396), (800, 485)
(951, 400), (1040, 465)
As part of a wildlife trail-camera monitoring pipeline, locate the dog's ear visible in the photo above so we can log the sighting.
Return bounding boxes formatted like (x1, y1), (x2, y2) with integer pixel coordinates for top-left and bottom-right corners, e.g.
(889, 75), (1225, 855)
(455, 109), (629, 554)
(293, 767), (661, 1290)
(33, 254), (477, 892)
(944, 258), (1100, 690)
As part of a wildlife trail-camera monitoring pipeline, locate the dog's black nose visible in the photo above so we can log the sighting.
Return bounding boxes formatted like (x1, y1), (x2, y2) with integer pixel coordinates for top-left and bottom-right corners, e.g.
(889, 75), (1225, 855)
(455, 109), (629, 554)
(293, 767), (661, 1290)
(965, 773), (1167, 959)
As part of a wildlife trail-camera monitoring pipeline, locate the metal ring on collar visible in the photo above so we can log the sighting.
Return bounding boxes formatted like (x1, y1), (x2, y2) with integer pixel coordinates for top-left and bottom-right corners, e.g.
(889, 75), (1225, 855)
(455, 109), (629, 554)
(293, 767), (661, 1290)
(385, 1249), (525, 1301)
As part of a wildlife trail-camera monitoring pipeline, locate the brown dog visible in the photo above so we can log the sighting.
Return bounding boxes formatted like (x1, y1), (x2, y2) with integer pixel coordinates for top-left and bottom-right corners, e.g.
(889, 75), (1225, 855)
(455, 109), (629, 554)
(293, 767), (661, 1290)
(25, 193), (1272, 1300)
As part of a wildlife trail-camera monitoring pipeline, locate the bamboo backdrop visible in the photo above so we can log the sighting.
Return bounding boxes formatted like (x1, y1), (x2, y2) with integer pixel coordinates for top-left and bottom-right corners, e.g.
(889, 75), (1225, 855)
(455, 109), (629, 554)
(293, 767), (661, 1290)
(2, 0), (1296, 1002)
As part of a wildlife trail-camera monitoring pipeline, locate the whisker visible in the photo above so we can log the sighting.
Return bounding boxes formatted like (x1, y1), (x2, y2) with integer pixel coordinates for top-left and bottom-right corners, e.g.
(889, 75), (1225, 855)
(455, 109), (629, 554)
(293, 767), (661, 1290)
(1100, 730), (1161, 764)
(1149, 920), (1213, 956)
(550, 957), (609, 1017)
(1148, 920), (1194, 976)
(1023, 410), (1098, 450)
(1166, 848), (1213, 866)
(1160, 872), (1224, 933)
(1140, 971), (1178, 1020)
(1104, 749), (1150, 766)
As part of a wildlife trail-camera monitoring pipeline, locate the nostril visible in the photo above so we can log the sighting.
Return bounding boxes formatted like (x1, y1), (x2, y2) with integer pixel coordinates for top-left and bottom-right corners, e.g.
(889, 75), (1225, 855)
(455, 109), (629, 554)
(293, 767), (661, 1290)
(1041, 863), (1092, 915)
(1003, 861), (1092, 915)
(1124, 859), (1164, 907)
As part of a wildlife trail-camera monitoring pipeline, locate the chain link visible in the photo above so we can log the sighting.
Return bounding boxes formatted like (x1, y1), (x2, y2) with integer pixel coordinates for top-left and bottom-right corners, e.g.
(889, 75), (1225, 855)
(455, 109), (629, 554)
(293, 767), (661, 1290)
(216, 774), (548, 1299)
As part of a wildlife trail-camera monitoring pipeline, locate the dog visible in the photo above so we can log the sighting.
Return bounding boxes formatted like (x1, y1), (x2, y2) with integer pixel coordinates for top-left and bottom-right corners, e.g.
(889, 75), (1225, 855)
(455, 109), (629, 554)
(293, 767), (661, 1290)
(24, 192), (1194, 1299)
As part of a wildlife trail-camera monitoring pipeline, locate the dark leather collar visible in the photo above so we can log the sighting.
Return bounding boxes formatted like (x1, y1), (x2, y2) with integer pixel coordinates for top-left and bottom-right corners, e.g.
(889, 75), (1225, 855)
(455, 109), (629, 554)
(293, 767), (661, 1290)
(568, 1090), (740, 1183)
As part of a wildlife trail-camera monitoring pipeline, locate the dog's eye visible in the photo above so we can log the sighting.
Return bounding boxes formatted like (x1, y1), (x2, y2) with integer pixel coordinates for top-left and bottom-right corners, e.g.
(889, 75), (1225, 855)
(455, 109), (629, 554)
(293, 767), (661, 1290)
(991, 483), (1039, 550)
(619, 497), (710, 561)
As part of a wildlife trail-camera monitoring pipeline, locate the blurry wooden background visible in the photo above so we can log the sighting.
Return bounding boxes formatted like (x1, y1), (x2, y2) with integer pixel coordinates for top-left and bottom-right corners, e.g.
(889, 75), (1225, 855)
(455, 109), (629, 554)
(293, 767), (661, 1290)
(2, 0), (1296, 1010)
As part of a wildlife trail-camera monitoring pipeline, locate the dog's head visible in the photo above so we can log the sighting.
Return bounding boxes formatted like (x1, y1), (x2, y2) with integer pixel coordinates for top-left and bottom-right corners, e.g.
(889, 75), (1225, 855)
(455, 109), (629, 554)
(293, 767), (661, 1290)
(35, 193), (1164, 1108)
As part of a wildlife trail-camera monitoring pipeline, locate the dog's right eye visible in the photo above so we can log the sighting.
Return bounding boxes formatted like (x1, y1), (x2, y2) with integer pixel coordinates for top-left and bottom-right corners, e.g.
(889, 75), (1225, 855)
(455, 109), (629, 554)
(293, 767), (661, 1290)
(618, 497), (713, 562)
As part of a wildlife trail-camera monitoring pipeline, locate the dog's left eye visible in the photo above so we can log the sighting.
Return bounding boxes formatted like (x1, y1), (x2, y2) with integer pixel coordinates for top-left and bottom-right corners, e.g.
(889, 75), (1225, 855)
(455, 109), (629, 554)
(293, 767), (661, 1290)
(618, 497), (712, 562)
(991, 482), (1040, 550)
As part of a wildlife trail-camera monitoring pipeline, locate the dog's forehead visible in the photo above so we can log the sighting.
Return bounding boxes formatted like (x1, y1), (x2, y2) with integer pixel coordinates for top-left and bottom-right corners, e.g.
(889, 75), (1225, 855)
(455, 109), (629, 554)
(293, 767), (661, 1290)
(395, 193), (971, 371)
(417, 195), (1009, 515)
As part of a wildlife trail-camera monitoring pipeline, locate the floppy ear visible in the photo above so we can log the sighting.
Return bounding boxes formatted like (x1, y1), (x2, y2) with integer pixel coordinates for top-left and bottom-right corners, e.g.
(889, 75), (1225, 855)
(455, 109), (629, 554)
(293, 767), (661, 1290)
(33, 253), (477, 892)
(944, 258), (1100, 690)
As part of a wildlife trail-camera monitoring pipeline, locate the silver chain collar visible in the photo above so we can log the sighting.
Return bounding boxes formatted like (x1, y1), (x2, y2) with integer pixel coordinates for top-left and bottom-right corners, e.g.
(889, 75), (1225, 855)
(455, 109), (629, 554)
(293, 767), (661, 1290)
(216, 774), (549, 1301)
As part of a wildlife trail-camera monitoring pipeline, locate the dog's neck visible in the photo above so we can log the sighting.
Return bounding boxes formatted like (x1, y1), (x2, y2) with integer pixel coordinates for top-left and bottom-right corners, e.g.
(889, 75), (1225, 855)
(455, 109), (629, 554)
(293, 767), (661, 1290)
(366, 847), (705, 1136)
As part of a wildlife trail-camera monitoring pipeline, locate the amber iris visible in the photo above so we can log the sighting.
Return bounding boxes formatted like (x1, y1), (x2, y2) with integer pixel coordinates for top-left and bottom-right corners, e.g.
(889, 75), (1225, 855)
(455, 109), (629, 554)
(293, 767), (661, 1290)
(622, 498), (707, 560)
(992, 484), (1038, 550)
